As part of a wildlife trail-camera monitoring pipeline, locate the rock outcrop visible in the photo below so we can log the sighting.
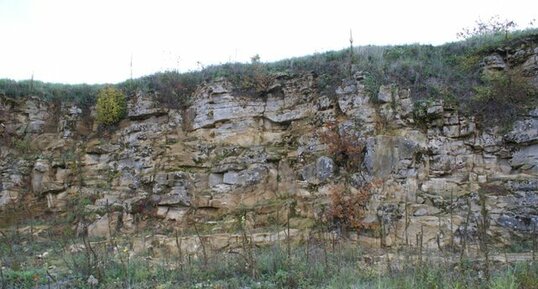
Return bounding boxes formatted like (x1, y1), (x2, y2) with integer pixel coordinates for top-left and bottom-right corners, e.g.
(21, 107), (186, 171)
(1, 46), (538, 251)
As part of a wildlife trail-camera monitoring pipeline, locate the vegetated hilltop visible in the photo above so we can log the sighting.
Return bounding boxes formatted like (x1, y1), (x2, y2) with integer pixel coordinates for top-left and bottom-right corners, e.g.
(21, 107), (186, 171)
(2, 28), (537, 123)
(0, 28), (537, 288)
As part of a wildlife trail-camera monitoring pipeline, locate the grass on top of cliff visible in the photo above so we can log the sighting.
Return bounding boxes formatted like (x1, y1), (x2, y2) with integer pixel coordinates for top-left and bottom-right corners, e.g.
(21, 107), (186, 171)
(1, 28), (537, 112)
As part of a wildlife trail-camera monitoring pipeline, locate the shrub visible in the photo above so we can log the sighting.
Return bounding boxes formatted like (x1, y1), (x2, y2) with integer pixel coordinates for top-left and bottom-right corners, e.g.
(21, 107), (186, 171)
(95, 87), (127, 126)
(120, 71), (202, 109)
(363, 72), (382, 100)
(242, 62), (275, 95)
(319, 121), (365, 173)
(471, 69), (537, 127)
(13, 137), (34, 153)
(326, 180), (382, 234)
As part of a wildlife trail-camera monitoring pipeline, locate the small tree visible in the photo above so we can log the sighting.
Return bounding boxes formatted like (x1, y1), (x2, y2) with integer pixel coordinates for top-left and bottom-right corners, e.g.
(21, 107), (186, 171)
(472, 67), (537, 127)
(96, 87), (126, 126)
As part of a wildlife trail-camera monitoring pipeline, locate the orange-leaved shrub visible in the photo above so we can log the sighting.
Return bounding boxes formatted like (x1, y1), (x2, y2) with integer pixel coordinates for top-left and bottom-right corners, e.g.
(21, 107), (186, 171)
(326, 179), (382, 233)
(319, 121), (365, 172)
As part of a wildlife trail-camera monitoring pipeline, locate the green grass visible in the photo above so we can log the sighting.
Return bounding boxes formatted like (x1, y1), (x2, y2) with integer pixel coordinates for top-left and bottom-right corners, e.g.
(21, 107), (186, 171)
(2, 28), (537, 113)
(0, 78), (103, 109)
(2, 267), (48, 289)
(2, 223), (538, 289)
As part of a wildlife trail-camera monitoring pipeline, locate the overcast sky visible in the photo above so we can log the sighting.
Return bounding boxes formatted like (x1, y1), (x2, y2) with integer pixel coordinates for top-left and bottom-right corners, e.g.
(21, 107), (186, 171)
(0, 0), (536, 84)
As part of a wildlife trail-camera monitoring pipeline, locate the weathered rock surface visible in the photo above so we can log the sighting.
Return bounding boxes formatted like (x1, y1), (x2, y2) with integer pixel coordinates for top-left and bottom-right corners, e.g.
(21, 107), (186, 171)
(300, 156), (335, 184)
(1, 47), (538, 250)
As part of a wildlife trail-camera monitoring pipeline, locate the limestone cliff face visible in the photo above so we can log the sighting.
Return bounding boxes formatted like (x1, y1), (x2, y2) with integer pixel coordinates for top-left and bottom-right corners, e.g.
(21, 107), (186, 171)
(1, 48), (538, 250)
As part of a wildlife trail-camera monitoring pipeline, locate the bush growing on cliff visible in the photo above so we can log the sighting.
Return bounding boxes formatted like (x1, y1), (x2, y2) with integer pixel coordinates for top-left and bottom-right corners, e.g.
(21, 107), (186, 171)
(326, 184), (371, 234)
(471, 69), (537, 127)
(319, 121), (365, 172)
(95, 86), (126, 126)
(120, 70), (202, 109)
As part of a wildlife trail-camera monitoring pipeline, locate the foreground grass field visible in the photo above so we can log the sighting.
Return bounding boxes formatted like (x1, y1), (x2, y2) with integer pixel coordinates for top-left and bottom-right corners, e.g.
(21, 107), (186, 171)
(1, 223), (537, 289)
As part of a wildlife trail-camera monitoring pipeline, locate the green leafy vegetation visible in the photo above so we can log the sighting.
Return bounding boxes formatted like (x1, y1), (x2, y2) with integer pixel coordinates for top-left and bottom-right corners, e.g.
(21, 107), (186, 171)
(0, 79), (102, 109)
(11, 137), (35, 154)
(471, 69), (538, 127)
(95, 86), (127, 126)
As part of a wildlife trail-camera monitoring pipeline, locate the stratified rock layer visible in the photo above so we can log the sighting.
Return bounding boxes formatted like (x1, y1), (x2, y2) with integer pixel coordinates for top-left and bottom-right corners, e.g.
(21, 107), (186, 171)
(1, 45), (538, 250)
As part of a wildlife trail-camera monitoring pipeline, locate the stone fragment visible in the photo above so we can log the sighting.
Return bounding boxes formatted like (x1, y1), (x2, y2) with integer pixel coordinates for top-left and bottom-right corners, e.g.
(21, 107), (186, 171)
(481, 54), (506, 71)
(377, 85), (393, 103)
(223, 171), (240, 185)
(510, 144), (538, 172)
(505, 119), (538, 144)
(209, 173), (223, 187)
(300, 156), (334, 184)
